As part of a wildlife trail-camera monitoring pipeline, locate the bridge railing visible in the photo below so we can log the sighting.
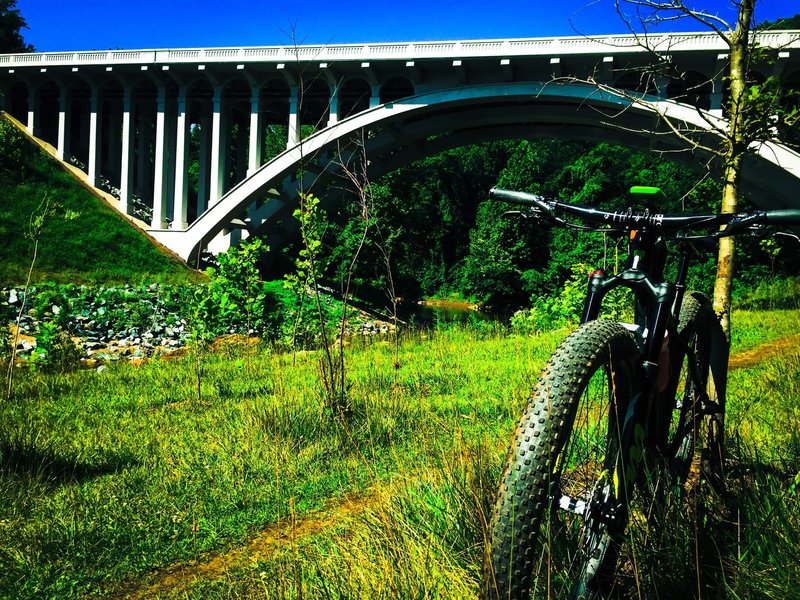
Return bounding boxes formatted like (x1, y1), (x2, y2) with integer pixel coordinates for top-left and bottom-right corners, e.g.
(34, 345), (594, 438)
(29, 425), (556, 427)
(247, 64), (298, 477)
(1, 31), (797, 67)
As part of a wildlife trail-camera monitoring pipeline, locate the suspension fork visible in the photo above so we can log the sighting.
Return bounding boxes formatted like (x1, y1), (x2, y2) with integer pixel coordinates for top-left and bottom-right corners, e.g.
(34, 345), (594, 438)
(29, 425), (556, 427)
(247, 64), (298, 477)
(579, 267), (678, 514)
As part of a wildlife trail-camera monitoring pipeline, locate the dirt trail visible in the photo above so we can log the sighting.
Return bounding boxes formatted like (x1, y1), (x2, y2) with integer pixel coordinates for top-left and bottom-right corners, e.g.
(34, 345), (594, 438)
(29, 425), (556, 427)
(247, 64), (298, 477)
(728, 333), (800, 370)
(105, 333), (799, 599)
(108, 489), (377, 599)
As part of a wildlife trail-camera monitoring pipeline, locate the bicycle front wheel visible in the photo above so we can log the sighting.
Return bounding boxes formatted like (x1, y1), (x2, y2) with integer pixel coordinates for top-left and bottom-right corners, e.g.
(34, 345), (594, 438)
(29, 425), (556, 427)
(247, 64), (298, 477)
(484, 320), (641, 600)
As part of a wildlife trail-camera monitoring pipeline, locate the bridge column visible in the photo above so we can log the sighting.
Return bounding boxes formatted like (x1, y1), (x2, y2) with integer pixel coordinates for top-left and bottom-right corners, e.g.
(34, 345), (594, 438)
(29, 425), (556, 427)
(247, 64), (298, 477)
(172, 86), (190, 229)
(151, 85), (169, 229)
(247, 86), (263, 176)
(56, 85), (70, 161)
(369, 84), (380, 108)
(87, 86), (103, 188)
(209, 85), (226, 204)
(119, 86), (134, 216)
(287, 85), (300, 148)
(26, 84), (39, 135)
(328, 83), (339, 126)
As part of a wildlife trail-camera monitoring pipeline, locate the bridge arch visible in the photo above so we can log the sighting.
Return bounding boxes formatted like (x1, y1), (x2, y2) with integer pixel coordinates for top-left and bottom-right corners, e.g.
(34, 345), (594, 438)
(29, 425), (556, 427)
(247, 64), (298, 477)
(148, 81), (800, 261)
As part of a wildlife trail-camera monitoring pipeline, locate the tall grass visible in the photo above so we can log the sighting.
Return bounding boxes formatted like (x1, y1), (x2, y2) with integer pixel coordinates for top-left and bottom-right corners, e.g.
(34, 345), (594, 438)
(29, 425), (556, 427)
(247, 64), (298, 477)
(0, 313), (798, 599)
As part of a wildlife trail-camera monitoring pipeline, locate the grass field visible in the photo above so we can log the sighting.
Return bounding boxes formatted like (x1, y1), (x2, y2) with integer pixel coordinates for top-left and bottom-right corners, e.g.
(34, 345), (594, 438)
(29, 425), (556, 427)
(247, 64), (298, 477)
(1, 308), (799, 599)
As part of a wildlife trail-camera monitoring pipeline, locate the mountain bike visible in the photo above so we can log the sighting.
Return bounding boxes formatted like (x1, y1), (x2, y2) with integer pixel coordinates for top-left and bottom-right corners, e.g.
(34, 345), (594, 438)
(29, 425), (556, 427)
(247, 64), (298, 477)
(482, 186), (800, 600)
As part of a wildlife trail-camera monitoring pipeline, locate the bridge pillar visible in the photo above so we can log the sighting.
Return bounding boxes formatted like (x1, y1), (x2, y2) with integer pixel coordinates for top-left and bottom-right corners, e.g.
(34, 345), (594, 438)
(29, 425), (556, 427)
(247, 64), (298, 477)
(119, 86), (134, 216)
(209, 85), (226, 204)
(26, 83), (39, 136)
(328, 84), (339, 126)
(56, 86), (70, 161)
(287, 85), (300, 148)
(369, 84), (380, 108)
(248, 85), (263, 176)
(151, 85), (169, 229)
(87, 86), (103, 188)
(173, 86), (190, 229)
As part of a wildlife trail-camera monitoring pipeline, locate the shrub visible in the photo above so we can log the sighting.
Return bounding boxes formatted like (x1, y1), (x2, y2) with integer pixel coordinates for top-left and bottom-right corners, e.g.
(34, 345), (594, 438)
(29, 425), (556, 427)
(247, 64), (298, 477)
(34, 321), (82, 374)
(511, 263), (634, 333)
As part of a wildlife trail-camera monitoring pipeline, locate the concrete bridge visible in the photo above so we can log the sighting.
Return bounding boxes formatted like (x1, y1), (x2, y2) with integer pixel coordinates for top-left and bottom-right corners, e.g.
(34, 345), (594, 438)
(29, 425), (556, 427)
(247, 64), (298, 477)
(1, 31), (799, 262)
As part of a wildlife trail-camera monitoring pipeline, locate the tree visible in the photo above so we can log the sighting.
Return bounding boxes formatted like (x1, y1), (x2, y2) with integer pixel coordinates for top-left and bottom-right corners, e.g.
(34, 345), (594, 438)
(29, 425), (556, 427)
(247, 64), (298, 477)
(576, 1), (799, 339)
(0, 0), (33, 53)
(759, 14), (800, 30)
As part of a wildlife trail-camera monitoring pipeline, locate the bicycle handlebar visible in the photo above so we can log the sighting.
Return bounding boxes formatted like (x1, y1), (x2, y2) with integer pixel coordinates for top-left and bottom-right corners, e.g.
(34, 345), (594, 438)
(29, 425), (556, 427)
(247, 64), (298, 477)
(489, 187), (800, 236)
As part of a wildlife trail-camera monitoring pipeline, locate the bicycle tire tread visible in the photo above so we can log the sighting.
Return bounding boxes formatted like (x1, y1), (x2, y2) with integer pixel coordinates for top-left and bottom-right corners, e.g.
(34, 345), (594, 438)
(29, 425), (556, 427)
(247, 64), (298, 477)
(485, 319), (640, 600)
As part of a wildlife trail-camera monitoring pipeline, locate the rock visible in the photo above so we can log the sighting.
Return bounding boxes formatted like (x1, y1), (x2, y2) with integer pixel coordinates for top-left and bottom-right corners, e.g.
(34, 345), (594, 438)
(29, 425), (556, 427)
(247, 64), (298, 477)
(16, 339), (34, 351)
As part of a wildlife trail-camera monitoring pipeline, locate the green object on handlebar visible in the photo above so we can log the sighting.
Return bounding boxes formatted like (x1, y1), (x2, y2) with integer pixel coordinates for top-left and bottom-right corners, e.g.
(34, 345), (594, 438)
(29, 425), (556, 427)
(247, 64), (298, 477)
(629, 186), (668, 206)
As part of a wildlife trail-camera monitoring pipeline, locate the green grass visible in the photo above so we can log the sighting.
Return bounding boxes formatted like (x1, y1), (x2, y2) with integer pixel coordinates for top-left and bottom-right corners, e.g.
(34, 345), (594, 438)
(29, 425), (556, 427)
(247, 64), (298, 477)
(1, 311), (798, 599)
(0, 117), (201, 286)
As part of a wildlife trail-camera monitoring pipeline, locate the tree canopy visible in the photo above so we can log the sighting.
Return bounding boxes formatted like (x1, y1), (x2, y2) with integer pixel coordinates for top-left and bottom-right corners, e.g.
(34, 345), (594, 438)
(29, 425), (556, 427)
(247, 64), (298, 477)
(0, 0), (32, 53)
(759, 13), (800, 30)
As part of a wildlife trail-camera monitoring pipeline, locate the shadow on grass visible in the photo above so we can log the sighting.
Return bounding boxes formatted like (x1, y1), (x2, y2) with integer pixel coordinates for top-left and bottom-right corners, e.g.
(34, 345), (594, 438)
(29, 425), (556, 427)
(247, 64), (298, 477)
(0, 438), (137, 485)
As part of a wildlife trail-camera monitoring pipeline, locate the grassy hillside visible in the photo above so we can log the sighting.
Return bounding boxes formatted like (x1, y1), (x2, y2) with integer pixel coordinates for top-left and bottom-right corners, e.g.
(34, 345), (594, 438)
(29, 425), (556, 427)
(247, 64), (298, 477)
(0, 116), (201, 285)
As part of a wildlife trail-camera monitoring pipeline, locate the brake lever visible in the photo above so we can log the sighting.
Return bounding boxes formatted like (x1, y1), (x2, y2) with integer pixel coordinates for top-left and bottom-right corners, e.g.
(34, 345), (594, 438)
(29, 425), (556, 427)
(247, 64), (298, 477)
(742, 225), (800, 244)
(502, 209), (544, 221)
(773, 230), (800, 243)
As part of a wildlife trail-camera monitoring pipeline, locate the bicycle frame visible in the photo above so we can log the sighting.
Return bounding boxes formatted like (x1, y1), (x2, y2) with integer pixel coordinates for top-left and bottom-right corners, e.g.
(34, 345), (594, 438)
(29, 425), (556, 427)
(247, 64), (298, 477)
(579, 227), (727, 520)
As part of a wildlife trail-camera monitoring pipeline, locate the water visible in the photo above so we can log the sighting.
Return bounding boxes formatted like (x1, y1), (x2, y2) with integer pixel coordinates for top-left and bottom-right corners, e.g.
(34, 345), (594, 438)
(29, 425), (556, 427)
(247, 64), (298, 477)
(399, 300), (490, 326)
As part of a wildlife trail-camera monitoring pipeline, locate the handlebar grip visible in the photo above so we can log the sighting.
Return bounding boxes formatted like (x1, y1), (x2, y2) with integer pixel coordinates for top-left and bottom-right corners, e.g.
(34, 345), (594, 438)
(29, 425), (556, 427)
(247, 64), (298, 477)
(765, 209), (800, 225)
(489, 187), (546, 207)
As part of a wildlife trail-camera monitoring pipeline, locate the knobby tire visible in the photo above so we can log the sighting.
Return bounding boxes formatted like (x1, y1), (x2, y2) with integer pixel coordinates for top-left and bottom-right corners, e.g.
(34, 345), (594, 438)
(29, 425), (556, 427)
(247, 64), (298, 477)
(484, 320), (641, 600)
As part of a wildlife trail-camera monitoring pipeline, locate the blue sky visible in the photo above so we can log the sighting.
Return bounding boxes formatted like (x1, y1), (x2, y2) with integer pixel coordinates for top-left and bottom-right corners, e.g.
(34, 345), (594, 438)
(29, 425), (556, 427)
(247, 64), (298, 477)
(15, 0), (800, 52)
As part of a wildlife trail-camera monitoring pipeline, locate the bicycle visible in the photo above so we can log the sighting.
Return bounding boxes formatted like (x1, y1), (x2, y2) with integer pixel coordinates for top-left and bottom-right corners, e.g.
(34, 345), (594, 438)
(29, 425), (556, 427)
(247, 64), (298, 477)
(482, 185), (800, 600)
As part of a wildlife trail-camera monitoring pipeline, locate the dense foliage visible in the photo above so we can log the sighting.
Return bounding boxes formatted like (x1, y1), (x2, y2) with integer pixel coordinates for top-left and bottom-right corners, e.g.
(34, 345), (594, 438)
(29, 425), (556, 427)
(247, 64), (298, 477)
(320, 138), (799, 312)
(0, 0), (32, 53)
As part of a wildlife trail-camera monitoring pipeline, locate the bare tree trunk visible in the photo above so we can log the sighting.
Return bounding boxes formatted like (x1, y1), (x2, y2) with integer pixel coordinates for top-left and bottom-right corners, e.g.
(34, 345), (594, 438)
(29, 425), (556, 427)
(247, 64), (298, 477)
(712, 159), (741, 340)
(711, 0), (754, 341)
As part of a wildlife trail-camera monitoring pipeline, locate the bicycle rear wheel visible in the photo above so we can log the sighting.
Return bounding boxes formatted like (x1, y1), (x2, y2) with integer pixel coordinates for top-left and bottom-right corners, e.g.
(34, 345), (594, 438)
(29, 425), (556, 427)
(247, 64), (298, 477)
(484, 320), (641, 600)
(663, 292), (727, 487)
